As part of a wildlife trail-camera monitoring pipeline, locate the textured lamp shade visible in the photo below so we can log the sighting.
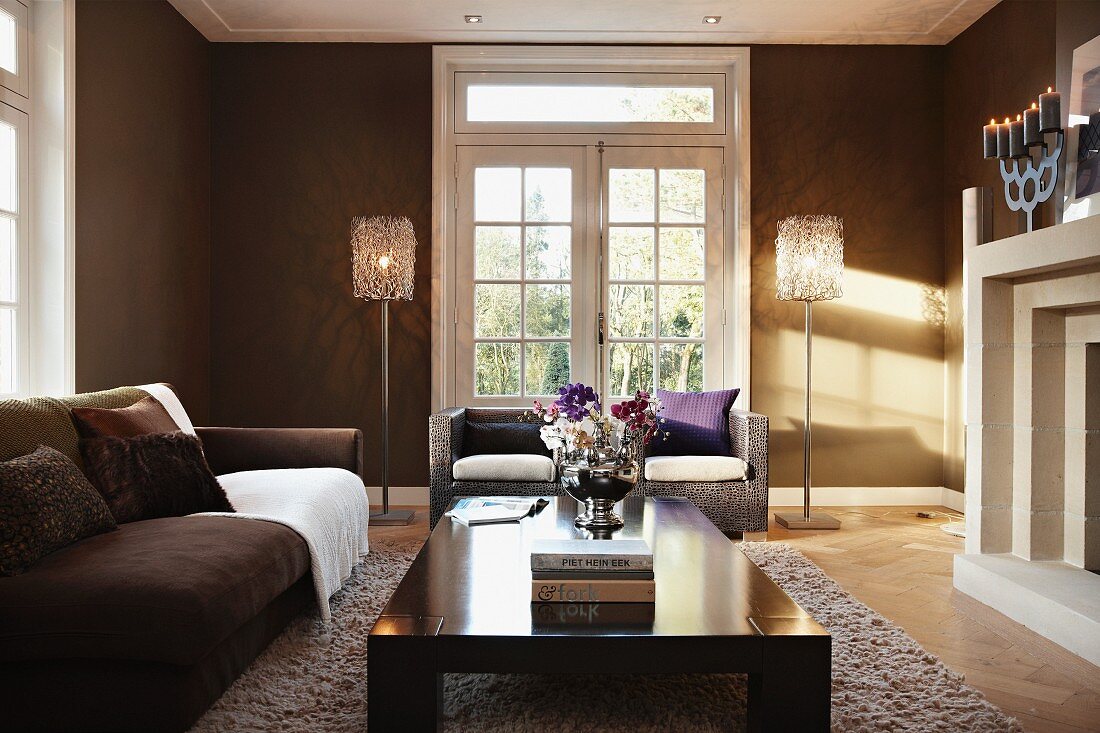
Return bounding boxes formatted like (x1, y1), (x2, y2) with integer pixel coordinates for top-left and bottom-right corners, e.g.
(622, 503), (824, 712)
(351, 216), (416, 301)
(775, 215), (844, 302)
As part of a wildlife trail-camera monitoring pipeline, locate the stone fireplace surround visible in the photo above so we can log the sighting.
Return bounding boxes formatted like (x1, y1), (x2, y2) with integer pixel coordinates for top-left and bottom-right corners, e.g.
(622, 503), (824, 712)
(954, 195), (1100, 666)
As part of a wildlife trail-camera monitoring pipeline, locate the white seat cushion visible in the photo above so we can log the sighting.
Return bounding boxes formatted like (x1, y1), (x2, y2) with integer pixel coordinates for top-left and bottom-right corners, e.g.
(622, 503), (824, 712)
(643, 455), (749, 483)
(453, 454), (556, 482)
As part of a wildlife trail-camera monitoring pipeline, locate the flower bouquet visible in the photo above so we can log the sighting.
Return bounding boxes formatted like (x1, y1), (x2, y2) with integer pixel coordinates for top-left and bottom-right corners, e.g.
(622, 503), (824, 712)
(527, 383), (666, 464)
(527, 383), (666, 529)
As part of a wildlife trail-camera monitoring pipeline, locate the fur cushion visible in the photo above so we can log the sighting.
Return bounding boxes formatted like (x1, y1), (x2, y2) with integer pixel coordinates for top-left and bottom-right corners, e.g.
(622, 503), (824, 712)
(80, 432), (233, 524)
(69, 395), (180, 440)
(0, 446), (117, 576)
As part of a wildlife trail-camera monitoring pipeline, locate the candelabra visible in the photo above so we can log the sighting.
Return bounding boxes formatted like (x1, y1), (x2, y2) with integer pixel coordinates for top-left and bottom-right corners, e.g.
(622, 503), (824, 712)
(982, 87), (1063, 233)
(999, 129), (1063, 233)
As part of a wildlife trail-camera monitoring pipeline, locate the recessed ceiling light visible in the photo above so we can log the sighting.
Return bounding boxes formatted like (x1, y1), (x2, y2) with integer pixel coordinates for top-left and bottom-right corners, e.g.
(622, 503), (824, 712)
(465, 15), (482, 23)
(703, 15), (721, 24)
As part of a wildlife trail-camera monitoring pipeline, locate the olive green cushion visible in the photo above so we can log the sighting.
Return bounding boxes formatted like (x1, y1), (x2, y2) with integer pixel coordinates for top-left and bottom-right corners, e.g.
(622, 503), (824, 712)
(0, 387), (150, 472)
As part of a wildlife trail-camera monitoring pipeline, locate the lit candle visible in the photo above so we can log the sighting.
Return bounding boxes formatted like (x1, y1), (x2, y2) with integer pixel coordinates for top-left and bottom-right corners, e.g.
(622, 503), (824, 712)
(1009, 114), (1026, 158)
(1039, 86), (1061, 132)
(983, 118), (998, 158)
(997, 117), (1011, 158)
(1023, 102), (1042, 146)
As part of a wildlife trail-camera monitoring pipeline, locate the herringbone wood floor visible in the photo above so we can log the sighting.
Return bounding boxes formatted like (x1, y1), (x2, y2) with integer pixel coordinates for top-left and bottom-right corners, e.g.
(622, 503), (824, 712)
(372, 504), (1100, 732)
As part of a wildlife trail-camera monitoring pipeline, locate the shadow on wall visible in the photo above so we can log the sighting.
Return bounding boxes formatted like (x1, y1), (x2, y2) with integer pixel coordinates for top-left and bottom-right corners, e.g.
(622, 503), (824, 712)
(754, 268), (947, 488)
(770, 420), (946, 488)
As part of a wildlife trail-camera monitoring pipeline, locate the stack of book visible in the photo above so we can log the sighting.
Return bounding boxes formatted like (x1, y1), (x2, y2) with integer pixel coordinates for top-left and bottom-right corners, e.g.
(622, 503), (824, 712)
(529, 539), (654, 603)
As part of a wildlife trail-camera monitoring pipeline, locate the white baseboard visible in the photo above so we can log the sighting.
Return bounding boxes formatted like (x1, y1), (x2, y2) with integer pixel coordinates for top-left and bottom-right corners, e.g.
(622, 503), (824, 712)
(770, 486), (965, 510)
(370, 485), (967, 511)
(366, 486), (429, 507)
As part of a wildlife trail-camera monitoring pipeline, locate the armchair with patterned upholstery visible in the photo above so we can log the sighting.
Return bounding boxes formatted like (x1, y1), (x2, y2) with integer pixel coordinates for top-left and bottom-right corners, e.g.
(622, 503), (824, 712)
(429, 406), (768, 535)
(428, 408), (563, 527)
(638, 408), (769, 535)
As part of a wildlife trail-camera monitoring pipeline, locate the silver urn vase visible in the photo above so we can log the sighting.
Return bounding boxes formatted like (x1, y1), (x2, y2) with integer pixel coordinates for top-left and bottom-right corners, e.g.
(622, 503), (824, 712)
(559, 432), (638, 529)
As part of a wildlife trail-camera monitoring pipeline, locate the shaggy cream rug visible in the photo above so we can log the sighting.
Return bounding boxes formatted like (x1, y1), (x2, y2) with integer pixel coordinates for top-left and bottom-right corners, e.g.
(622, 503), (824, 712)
(190, 538), (1022, 733)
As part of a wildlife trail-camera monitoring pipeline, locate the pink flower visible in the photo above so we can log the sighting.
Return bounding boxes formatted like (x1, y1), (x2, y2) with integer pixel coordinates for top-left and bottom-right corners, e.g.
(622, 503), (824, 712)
(533, 399), (543, 412)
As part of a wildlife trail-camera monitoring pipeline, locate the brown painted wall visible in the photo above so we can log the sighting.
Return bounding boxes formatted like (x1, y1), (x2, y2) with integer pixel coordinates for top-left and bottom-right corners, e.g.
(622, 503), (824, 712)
(750, 45), (947, 488)
(209, 44), (432, 487)
(75, 1), (212, 423)
(942, 1), (1057, 492)
(941, 0), (1100, 491)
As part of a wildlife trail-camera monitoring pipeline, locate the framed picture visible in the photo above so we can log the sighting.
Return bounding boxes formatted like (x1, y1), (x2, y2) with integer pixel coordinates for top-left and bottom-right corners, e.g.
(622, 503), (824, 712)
(1063, 34), (1100, 223)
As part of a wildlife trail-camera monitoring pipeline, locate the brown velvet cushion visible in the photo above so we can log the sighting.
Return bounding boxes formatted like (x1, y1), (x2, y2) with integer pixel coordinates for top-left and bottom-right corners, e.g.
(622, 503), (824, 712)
(0, 516), (310, 665)
(0, 446), (116, 576)
(69, 395), (180, 439)
(80, 432), (233, 524)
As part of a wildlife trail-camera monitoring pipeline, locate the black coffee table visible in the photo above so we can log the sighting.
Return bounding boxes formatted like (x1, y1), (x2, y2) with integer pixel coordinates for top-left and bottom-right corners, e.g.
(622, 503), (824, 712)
(369, 496), (830, 731)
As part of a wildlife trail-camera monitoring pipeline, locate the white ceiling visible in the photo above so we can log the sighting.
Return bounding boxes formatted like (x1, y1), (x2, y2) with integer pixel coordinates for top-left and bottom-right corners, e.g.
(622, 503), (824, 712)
(167, 0), (1001, 45)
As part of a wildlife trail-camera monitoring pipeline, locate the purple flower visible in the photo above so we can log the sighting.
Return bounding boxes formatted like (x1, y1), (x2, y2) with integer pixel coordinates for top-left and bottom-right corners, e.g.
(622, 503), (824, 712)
(553, 382), (601, 422)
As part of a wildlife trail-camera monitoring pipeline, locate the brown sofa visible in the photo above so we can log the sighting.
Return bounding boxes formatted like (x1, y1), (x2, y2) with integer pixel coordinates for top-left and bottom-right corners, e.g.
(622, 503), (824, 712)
(0, 386), (364, 733)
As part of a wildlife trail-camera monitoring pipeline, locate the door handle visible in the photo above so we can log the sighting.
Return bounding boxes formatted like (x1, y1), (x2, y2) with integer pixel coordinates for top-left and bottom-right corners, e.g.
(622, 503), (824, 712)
(598, 312), (605, 346)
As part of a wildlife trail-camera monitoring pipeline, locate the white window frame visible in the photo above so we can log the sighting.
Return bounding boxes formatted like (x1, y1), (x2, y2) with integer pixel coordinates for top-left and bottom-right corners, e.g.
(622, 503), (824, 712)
(432, 45), (751, 410)
(0, 0), (28, 99)
(0, 0), (74, 399)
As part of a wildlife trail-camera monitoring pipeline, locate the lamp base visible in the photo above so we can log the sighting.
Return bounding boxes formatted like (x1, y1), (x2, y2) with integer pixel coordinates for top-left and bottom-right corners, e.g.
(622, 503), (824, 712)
(369, 509), (416, 526)
(774, 511), (841, 530)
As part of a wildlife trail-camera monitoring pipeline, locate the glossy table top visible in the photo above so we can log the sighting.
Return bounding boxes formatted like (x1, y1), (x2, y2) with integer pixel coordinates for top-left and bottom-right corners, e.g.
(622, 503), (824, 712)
(377, 496), (823, 639)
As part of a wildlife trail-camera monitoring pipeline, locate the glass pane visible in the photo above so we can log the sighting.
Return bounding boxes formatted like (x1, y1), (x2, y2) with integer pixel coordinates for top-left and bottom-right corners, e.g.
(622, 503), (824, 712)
(525, 168), (571, 222)
(0, 217), (13, 302)
(659, 228), (704, 280)
(525, 341), (570, 396)
(525, 284), (570, 338)
(0, 121), (15, 214)
(659, 285), (704, 338)
(474, 284), (520, 337)
(608, 227), (654, 281)
(609, 342), (654, 398)
(0, 307), (13, 394)
(608, 169), (654, 223)
(467, 85), (714, 123)
(525, 226), (570, 280)
(659, 169), (705, 223)
(608, 284), (654, 338)
(475, 226), (520, 279)
(660, 343), (703, 392)
(0, 9), (14, 75)
(474, 167), (520, 221)
(475, 342), (519, 396)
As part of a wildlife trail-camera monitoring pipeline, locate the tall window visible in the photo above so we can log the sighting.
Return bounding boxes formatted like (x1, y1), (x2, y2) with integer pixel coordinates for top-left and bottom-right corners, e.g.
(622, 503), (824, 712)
(0, 0), (31, 397)
(0, 109), (19, 395)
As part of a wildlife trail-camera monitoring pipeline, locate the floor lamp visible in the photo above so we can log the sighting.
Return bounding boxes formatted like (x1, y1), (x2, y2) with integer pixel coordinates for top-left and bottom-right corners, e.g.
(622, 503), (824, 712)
(352, 215), (416, 526)
(773, 215), (844, 531)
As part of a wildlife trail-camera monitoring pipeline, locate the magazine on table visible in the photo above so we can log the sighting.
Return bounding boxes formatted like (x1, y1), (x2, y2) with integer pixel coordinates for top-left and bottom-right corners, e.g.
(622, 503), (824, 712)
(446, 497), (549, 526)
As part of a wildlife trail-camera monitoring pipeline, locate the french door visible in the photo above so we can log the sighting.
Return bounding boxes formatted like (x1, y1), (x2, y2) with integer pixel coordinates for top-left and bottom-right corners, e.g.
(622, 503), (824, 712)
(455, 144), (723, 406)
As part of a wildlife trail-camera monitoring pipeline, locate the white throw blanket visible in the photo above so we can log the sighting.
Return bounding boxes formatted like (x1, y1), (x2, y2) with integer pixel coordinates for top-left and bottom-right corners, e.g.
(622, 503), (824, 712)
(199, 468), (371, 622)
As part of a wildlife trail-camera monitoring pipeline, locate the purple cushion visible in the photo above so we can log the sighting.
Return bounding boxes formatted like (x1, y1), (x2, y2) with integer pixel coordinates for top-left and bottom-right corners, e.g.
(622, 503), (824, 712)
(650, 389), (740, 457)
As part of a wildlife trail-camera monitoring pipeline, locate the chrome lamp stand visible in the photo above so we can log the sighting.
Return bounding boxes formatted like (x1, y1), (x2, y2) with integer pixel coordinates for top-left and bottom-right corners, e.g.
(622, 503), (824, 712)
(370, 299), (414, 526)
(774, 300), (840, 530)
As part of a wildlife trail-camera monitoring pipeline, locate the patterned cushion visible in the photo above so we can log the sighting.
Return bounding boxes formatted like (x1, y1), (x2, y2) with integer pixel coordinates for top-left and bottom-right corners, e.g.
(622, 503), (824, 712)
(80, 432), (233, 524)
(650, 388), (740, 457)
(452, 454), (556, 482)
(0, 387), (150, 470)
(643, 455), (749, 482)
(0, 446), (117, 576)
